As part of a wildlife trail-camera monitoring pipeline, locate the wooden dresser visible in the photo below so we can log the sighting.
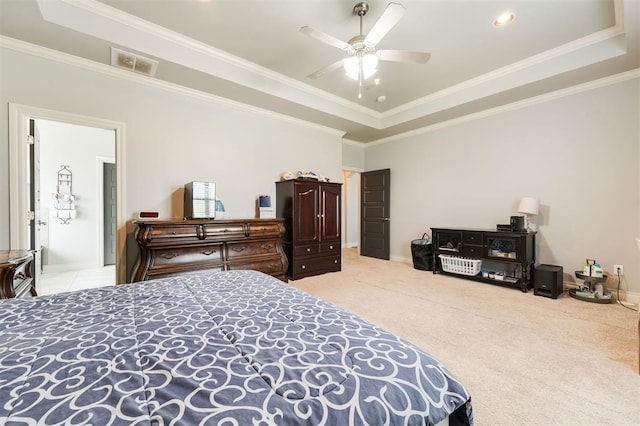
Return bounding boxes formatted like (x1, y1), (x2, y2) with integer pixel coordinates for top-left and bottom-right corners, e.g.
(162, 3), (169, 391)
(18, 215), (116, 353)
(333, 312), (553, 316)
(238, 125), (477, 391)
(132, 218), (288, 282)
(0, 250), (36, 299)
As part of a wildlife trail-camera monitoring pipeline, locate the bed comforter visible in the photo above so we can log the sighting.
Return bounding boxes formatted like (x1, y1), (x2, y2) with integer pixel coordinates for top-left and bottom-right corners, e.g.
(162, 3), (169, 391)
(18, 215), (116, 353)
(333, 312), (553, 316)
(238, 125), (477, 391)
(0, 270), (472, 425)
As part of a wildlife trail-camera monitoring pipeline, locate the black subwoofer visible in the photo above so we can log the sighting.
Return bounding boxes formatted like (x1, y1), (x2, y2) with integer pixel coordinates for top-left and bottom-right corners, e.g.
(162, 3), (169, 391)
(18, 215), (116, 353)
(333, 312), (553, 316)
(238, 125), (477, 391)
(534, 264), (563, 299)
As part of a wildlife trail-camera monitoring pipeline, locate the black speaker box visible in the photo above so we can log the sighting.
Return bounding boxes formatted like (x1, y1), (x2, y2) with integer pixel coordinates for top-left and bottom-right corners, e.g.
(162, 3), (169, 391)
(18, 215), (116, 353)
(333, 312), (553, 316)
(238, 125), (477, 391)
(534, 264), (563, 299)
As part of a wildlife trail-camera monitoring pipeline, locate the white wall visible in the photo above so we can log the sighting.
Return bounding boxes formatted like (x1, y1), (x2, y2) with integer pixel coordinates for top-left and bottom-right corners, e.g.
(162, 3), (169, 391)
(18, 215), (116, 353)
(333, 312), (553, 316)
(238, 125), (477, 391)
(37, 120), (114, 270)
(0, 46), (343, 278)
(365, 78), (640, 296)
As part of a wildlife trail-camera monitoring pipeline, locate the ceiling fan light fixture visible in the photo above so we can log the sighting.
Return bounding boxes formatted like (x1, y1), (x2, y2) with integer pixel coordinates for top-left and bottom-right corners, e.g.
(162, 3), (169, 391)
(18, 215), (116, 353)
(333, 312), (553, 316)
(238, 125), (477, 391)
(344, 53), (378, 80)
(493, 12), (515, 27)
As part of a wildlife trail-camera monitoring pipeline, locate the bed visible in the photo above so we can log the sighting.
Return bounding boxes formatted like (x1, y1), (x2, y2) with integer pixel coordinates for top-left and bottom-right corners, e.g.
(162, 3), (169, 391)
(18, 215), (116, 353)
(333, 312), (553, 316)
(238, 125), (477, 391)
(0, 270), (472, 425)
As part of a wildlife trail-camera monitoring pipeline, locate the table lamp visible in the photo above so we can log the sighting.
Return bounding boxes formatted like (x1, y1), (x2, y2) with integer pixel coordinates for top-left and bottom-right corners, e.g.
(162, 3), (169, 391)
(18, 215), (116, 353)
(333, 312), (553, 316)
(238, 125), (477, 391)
(517, 197), (539, 232)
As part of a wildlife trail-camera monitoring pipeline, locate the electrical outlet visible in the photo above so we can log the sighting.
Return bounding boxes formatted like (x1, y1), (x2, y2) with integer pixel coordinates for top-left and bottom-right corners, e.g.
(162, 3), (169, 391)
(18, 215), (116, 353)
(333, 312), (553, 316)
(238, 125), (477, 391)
(613, 264), (624, 276)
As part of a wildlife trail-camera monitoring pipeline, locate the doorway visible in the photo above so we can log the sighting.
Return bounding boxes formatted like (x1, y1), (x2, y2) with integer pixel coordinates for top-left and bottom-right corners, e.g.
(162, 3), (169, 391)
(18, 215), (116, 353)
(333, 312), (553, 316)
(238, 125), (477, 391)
(8, 104), (126, 289)
(342, 170), (361, 251)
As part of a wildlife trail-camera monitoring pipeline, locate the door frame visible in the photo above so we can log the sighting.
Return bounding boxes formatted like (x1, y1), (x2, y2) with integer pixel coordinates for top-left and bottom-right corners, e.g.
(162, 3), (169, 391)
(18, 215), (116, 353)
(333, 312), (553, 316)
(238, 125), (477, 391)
(342, 168), (362, 253)
(8, 103), (127, 284)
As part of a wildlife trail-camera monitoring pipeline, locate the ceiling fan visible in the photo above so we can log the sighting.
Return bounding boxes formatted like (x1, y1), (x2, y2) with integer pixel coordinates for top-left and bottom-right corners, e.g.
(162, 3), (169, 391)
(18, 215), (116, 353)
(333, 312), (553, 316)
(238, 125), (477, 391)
(300, 2), (430, 99)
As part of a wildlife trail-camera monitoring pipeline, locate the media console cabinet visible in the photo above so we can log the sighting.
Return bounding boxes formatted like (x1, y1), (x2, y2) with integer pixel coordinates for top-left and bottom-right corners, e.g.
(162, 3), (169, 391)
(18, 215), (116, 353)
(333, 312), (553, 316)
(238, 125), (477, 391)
(132, 218), (288, 282)
(431, 227), (536, 292)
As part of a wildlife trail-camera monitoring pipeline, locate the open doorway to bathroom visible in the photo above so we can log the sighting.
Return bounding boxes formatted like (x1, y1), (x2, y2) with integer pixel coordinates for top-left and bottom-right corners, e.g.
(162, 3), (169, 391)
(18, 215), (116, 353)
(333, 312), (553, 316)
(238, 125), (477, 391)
(9, 104), (125, 295)
(31, 120), (115, 295)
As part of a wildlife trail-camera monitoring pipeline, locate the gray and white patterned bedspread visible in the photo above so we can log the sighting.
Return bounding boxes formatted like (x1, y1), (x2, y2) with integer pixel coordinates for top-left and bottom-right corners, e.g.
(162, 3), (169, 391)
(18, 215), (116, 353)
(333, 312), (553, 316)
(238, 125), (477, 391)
(0, 270), (472, 425)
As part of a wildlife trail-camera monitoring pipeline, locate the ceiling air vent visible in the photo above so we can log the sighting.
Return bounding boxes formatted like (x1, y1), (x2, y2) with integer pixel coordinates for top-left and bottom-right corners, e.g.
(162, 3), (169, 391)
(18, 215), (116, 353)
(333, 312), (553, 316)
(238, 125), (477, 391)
(110, 47), (158, 77)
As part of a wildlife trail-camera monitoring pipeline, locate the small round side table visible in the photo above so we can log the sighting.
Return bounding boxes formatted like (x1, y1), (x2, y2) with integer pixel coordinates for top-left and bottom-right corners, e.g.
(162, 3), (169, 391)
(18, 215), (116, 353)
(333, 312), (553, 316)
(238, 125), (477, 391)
(569, 271), (611, 304)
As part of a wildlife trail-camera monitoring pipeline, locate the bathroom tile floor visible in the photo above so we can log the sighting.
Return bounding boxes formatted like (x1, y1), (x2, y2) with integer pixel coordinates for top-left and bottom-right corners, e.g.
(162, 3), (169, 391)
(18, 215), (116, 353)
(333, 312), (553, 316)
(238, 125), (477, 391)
(37, 265), (115, 296)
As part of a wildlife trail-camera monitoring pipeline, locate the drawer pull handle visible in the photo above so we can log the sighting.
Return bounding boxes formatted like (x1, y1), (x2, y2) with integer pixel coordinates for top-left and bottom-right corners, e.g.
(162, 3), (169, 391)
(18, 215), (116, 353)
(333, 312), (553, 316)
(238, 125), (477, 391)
(196, 225), (206, 240)
(306, 248), (311, 252)
(334, 260), (338, 264)
(159, 252), (179, 259)
(232, 247), (245, 253)
(201, 250), (216, 256)
(301, 265), (306, 269)
(329, 245), (333, 250)
(261, 244), (273, 251)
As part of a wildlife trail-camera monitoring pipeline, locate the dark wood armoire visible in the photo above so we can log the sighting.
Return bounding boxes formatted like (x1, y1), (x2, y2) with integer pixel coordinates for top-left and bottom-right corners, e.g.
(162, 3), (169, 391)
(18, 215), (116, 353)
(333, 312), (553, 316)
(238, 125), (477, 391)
(275, 179), (342, 280)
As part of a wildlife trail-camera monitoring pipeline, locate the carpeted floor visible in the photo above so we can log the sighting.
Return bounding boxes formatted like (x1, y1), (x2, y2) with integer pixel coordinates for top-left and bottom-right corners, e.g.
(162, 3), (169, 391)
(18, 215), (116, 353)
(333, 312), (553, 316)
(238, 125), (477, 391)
(290, 249), (640, 426)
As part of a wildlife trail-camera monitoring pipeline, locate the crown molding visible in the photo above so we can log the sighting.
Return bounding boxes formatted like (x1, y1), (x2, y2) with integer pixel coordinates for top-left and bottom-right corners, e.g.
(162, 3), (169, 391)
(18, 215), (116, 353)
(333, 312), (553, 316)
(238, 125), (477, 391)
(34, 0), (629, 133)
(36, 0), (382, 128)
(367, 68), (640, 147)
(0, 35), (345, 138)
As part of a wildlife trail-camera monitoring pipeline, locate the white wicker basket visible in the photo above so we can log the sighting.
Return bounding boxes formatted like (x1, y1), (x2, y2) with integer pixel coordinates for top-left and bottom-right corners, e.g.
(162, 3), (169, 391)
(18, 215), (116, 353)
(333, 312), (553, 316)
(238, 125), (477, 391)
(439, 254), (482, 276)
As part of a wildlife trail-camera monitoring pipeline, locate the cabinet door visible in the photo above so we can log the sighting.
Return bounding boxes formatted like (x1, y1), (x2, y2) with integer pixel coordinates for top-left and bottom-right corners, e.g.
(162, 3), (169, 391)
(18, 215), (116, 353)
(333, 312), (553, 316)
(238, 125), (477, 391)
(320, 183), (341, 242)
(293, 182), (320, 245)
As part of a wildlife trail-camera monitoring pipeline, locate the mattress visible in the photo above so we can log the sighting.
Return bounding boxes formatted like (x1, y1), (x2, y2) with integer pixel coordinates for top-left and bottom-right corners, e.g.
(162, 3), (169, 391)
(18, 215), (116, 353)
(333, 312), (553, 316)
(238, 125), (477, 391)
(0, 270), (472, 425)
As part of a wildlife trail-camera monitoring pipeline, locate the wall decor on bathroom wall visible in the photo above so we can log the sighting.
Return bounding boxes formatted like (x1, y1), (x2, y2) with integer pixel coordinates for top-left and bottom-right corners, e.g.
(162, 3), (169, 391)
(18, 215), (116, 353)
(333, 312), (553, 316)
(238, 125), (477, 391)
(52, 165), (76, 224)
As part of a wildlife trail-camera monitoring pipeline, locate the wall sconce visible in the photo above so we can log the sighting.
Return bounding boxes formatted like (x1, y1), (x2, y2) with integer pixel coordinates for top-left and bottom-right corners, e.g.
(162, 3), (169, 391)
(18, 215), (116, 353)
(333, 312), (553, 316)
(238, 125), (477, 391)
(517, 197), (539, 232)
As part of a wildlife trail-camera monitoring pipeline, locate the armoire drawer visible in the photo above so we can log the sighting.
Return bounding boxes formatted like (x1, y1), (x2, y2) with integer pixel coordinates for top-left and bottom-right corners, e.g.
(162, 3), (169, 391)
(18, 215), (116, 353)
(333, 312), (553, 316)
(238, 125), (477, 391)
(319, 242), (340, 254)
(292, 255), (341, 276)
(294, 244), (319, 257)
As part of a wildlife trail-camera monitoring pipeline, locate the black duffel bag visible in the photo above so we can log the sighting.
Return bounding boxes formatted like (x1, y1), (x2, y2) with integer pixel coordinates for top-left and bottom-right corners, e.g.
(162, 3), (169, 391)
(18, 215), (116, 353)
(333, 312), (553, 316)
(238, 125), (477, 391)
(411, 233), (433, 271)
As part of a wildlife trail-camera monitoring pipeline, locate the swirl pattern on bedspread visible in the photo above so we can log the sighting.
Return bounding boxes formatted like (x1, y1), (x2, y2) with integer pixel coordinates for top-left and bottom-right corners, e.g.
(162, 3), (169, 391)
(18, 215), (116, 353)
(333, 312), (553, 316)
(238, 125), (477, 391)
(0, 270), (472, 425)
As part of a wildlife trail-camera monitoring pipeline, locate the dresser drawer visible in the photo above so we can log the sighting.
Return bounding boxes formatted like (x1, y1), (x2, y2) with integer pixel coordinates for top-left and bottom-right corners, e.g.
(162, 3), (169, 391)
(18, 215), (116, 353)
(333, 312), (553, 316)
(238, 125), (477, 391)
(205, 223), (246, 238)
(146, 265), (224, 280)
(12, 260), (34, 298)
(146, 225), (201, 241)
(294, 244), (319, 257)
(247, 223), (282, 237)
(227, 257), (286, 276)
(227, 240), (278, 259)
(152, 245), (223, 266)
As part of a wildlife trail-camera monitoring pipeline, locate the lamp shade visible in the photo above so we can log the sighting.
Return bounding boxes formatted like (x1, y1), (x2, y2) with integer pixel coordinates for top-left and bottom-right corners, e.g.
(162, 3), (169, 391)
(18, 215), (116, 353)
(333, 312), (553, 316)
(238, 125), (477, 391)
(517, 197), (539, 216)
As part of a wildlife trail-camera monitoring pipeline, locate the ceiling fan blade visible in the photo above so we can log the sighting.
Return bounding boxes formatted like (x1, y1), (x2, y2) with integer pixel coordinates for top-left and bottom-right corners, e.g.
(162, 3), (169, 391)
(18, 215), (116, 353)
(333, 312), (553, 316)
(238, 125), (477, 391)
(300, 26), (352, 51)
(378, 49), (431, 64)
(365, 2), (406, 46)
(306, 59), (345, 79)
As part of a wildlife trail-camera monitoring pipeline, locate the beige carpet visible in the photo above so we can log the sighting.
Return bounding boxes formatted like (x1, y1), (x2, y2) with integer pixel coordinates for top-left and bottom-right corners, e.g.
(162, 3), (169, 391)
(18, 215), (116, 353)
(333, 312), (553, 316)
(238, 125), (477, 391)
(290, 249), (640, 426)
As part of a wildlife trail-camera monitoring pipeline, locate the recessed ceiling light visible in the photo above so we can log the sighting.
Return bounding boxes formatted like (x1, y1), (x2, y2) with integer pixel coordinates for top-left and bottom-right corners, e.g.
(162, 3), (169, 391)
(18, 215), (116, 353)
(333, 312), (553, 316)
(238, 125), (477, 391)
(376, 95), (386, 103)
(493, 12), (515, 27)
